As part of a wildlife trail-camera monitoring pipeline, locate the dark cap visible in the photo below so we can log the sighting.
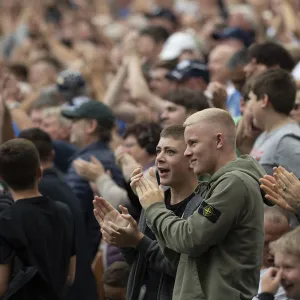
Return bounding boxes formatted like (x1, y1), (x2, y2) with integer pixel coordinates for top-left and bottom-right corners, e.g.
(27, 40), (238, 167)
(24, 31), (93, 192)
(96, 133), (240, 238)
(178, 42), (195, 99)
(57, 69), (85, 92)
(166, 60), (210, 83)
(57, 69), (87, 104)
(145, 7), (177, 24)
(61, 100), (115, 129)
(212, 27), (255, 48)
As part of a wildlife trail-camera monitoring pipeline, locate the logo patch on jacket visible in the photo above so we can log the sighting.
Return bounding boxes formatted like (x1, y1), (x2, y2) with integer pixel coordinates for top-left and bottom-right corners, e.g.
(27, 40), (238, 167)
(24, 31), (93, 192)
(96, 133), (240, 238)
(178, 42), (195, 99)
(198, 201), (221, 223)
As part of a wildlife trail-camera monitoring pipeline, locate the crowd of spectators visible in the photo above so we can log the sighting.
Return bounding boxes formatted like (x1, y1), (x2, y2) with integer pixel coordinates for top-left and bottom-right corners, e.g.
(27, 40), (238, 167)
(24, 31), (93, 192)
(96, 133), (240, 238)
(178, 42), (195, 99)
(0, 0), (300, 300)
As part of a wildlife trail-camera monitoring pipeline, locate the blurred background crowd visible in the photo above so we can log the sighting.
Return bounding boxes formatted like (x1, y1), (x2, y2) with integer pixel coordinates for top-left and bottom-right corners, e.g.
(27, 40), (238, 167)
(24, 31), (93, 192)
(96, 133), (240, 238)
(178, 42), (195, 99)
(1, 0), (300, 299)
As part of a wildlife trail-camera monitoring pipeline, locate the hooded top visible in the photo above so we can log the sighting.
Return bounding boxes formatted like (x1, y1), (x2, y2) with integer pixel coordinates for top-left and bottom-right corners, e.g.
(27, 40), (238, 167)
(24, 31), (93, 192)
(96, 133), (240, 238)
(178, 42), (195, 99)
(145, 155), (266, 300)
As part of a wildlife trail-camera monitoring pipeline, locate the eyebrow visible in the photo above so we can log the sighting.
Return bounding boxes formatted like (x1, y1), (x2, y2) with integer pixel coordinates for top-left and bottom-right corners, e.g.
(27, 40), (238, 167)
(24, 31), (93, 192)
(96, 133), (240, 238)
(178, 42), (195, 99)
(156, 146), (177, 151)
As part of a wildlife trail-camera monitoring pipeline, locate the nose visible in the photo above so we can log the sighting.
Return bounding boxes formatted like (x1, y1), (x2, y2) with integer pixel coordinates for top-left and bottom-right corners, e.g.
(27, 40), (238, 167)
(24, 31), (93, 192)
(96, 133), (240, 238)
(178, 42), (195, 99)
(161, 110), (168, 119)
(184, 146), (192, 157)
(156, 151), (166, 163)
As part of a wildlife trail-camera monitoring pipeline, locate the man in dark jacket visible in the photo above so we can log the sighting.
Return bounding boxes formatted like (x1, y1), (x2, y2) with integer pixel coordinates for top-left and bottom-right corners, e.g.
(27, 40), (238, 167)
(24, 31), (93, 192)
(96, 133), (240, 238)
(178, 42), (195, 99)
(62, 100), (124, 258)
(18, 128), (98, 300)
(95, 125), (205, 300)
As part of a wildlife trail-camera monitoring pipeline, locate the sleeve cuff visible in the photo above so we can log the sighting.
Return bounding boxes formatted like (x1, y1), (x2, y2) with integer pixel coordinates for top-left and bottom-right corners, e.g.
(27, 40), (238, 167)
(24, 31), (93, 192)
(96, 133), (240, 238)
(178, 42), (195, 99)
(258, 292), (275, 300)
(96, 173), (113, 187)
(136, 235), (154, 255)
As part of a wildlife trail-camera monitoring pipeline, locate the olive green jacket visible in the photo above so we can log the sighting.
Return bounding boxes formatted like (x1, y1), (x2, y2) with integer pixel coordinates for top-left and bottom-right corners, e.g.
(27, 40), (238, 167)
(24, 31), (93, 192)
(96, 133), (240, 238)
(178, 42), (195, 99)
(145, 155), (266, 300)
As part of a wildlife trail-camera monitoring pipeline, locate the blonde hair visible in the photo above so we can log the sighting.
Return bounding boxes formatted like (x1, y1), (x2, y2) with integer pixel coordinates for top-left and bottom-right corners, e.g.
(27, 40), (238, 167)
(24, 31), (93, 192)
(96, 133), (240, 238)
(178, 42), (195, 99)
(270, 226), (300, 258)
(183, 108), (236, 146)
(43, 107), (71, 128)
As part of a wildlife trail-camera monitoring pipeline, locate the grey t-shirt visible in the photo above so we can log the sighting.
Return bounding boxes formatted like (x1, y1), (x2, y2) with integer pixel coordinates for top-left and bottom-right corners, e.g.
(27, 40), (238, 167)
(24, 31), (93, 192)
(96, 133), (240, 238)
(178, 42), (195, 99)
(251, 122), (300, 178)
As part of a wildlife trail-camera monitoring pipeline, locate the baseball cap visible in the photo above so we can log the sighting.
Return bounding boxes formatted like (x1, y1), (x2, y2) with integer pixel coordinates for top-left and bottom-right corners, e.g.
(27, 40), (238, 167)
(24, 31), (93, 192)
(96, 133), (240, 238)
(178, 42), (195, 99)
(57, 69), (87, 104)
(159, 32), (197, 61)
(145, 7), (177, 25)
(61, 100), (115, 129)
(212, 27), (255, 48)
(166, 60), (210, 83)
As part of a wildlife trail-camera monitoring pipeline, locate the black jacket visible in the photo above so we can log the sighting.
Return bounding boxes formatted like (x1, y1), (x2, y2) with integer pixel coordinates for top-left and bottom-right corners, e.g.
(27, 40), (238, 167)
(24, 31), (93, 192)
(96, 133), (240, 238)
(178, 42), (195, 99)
(39, 167), (98, 300)
(121, 184), (207, 300)
(66, 141), (124, 258)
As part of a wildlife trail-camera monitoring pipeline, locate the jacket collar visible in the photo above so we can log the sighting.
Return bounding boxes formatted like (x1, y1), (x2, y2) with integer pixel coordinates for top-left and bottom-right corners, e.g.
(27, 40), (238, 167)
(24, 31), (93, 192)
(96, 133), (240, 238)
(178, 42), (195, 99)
(71, 141), (109, 160)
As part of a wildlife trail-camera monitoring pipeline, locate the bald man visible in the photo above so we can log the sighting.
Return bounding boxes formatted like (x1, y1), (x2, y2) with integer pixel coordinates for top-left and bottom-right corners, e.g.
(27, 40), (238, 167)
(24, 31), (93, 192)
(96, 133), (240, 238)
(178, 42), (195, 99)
(208, 44), (243, 117)
(131, 108), (266, 300)
(208, 44), (240, 84)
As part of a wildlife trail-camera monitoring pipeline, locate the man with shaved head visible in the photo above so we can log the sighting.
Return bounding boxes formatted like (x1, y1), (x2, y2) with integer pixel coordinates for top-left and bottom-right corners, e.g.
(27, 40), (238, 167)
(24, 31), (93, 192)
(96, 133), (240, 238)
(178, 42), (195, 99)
(128, 108), (267, 300)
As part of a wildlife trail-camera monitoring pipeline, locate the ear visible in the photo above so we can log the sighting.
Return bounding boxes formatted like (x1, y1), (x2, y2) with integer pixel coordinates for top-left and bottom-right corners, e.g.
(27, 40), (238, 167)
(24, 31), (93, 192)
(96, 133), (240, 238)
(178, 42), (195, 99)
(260, 94), (269, 108)
(86, 119), (98, 134)
(216, 133), (224, 150)
(60, 127), (71, 140)
(37, 166), (43, 182)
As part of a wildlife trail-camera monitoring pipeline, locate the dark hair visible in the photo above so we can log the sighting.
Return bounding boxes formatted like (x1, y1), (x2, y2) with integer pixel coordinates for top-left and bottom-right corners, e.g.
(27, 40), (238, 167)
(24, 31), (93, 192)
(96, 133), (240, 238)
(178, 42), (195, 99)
(31, 56), (63, 72)
(102, 262), (130, 288)
(0, 139), (40, 191)
(153, 60), (178, 71)
(123, 122), (161, 155)
(227, 48), (248, 70)
(31, 86), (62, 110)
(18, 128), (53, 162)
(242, 78), (253, 103)
(246, 42), (295, 72)
(160, 125), (185, 140)
(251, 68), (296, 115)
(8, 63), (29, 82)
(140, 26), (170, 44)
(165, 88), (209, 112)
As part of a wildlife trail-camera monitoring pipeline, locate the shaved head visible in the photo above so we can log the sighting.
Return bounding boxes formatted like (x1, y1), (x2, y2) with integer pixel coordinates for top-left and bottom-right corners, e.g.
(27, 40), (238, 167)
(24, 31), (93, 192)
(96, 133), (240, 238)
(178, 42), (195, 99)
(183, 108), (237, 176)
(184, 108), (236, 147)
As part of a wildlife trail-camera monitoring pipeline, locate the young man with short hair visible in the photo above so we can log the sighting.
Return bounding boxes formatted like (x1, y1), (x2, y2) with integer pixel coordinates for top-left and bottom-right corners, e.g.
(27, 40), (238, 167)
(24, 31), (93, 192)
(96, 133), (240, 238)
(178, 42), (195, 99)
(249, 68), (300, 178)
(244, 42), (295, 79)
(18, 128), (98, 300)
(94, 125), (202, 300)
(258, 227), (300, 300)
(0, 139), (76, 299)
(161, 88), (209, 128)
(129, 108), (266, 299)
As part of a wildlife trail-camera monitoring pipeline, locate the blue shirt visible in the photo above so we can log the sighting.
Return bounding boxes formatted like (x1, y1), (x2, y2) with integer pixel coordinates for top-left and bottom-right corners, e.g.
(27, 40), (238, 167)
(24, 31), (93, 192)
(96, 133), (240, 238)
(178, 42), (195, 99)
(227, 89), (241, 117)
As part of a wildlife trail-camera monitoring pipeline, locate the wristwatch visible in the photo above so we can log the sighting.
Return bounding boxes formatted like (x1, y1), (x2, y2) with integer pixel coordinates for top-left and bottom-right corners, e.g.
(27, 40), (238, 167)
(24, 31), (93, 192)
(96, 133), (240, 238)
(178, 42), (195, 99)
(6, 101), (20, 111)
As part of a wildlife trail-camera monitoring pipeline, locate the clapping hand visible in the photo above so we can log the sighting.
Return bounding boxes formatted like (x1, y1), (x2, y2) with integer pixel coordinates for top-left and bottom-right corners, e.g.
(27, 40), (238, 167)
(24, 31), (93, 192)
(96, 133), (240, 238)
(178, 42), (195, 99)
(93, 196), (144, 248)
(74, 156), (106, 182)
(260, 166), (300, 213)
(260, 174), (296, 213)
(115, 150), (141, 181)
(274, 166), (300, 212)
(93, 196), (129, 228)
(130, 167), (164, 209)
